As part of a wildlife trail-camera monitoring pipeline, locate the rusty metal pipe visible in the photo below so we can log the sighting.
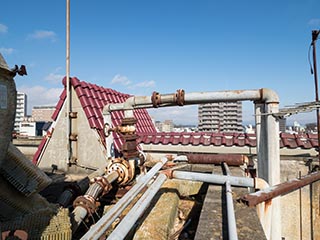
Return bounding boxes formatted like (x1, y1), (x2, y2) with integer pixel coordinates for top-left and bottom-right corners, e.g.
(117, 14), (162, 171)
(186, 154), (248, 166)
(239, 171), (320, 207)
(71, 171), (119, 232)
(80, 157), (168, 240)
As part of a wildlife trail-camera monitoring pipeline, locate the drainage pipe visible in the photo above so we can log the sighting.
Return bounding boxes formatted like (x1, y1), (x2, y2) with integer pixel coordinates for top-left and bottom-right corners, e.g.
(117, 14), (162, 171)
(171, 171), (254, 188)
(80, 157), (168, 240)
(107, 173), (167, 240)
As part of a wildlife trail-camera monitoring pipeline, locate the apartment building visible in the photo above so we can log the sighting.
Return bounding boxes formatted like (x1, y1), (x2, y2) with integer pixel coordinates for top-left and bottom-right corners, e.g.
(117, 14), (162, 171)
(155, 120), (174, 132)
(14, 92), (27, 132)
(32, 106), (56, 122)
(198, 101), (243, 132)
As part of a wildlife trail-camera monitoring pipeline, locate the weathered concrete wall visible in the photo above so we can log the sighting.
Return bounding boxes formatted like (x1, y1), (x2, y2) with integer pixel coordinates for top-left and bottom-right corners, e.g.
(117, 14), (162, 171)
(37, 88), (108, 174)
(279, 159), (320, 240)
(13, 138), (41, 160)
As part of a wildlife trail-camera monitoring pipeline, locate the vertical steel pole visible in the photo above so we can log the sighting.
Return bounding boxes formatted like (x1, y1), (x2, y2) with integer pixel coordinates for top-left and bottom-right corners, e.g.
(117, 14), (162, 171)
(312, 30), (320, 165)
(266, 102), (281, 240)
(66, 0), (71, 166)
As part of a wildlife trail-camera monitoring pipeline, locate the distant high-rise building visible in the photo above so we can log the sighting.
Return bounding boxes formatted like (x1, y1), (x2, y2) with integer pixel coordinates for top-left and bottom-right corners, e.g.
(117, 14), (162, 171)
(154, 120), (174, 132)
(32, 106), (56, 122)
(279, 118), (286, 132)
(14, 92), (27, 132)
(198, 101), (243, 132)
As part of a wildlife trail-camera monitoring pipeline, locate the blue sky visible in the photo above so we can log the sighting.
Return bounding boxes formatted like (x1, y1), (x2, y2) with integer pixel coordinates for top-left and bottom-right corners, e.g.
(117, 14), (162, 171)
(1, 0), (320, 125)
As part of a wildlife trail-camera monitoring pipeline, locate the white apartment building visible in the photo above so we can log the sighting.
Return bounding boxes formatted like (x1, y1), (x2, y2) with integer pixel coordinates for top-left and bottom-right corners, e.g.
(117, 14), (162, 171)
(14, 92), (27, 132)
(198, 101), (243, 132)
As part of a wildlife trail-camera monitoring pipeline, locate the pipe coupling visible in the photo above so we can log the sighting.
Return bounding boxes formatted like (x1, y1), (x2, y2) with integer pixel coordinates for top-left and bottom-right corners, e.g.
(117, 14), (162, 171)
(175, 89), (185, 106)
(151, 91), (161, 108)
(106, 158), (135, 186)
(73, 195), (97, 215)
(90, 176), (113, 196)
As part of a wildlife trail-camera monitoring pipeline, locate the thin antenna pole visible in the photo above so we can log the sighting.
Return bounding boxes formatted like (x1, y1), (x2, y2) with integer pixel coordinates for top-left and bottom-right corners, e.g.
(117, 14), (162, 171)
(66, 0), (71, 165)
(312, 30), (320, 166)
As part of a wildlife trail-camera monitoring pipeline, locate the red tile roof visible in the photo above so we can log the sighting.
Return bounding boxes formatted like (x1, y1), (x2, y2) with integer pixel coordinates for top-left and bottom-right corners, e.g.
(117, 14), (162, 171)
(33, 77), (156, 164)
(138, 132), (318, 149)
(33, 77), (318, 165)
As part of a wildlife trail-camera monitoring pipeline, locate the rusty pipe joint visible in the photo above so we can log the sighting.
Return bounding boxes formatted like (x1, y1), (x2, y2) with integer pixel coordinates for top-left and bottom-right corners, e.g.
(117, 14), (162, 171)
(259, 88), (279, 104)
(106, 158), (135, 186)
(90, 176), (113, 196)
(175, 89), (185, 106)
(73, 194), (97, 215)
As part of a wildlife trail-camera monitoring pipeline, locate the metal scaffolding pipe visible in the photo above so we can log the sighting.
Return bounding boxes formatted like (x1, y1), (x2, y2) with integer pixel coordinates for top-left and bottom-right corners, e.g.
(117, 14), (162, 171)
(171, 171), (254, 188)
(80, 157), (168, 240)
(226, 180), (238, 240)
(222, 162), (238, 240)
(107, 173), (167, 240)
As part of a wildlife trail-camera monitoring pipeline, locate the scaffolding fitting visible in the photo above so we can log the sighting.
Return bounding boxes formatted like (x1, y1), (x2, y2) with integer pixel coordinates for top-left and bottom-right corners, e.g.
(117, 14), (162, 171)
(239, 171), (320, 207)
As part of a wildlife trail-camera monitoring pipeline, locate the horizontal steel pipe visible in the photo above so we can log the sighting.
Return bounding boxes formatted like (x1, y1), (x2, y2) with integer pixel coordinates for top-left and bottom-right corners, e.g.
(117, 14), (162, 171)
(107, 173), (167, 240)
(80, 157), (168, 240)
(186, 154), (248, 166)
(172, 171), (254, 188)
(103, 88), (279, 113)
(240, 170), (320, 207)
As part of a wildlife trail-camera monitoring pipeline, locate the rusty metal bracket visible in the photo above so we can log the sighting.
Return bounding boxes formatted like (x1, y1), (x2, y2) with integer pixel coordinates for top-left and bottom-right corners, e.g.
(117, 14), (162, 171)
(69, 133), (78, 141)
(69, 111), (78, 118)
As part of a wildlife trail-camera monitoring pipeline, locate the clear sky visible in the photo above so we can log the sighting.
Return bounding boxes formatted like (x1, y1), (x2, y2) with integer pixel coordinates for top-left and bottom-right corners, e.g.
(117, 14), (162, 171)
(1, 0), (320, 125)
